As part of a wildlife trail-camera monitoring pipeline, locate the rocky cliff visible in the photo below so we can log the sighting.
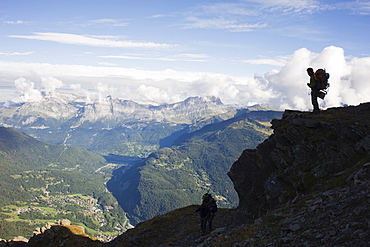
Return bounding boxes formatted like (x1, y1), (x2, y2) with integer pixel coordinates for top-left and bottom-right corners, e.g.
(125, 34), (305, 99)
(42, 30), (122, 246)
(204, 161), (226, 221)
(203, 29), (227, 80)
(228, 102), (370, 226)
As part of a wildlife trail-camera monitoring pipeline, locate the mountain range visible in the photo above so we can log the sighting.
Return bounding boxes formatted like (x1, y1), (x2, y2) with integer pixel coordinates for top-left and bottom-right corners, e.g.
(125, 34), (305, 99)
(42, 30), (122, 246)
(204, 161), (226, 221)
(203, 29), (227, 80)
(0, 92), (238, 157)
(8, 102), (369, 247)
(0, 92), (283, 240)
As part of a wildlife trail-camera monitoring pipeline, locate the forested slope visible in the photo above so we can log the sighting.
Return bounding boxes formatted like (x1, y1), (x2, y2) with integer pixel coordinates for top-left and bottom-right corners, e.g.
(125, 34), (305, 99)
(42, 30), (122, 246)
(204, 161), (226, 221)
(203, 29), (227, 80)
(0, 127), (129, 240)
(107, 111), (282, 224)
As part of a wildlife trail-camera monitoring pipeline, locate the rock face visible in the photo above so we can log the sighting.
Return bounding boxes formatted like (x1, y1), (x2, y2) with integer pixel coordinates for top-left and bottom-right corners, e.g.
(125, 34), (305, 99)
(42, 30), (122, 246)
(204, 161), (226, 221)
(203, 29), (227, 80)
(228, 103), (370, 225)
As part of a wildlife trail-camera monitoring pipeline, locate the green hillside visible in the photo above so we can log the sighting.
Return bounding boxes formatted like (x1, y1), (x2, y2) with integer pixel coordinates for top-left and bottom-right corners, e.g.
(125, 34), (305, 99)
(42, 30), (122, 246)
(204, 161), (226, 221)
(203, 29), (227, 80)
(107, 111), (282, 224)
(0, 127), (129, 240)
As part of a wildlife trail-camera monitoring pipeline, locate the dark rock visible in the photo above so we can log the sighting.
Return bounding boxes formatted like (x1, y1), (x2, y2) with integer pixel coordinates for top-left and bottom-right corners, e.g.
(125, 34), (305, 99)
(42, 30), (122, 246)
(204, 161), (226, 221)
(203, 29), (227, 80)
(228, 103), (370, 226)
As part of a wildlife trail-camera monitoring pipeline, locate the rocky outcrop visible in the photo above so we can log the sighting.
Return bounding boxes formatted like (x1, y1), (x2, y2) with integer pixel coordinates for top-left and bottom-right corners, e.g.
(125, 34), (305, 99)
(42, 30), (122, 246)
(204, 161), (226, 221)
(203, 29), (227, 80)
(0, 220), (102, 247)
(228, 103), (370, 225)
(27, 225), (102, 247)
(32, 219), (71, 236)
(0, 237), (28, 247)
(28, 220), (102, 247)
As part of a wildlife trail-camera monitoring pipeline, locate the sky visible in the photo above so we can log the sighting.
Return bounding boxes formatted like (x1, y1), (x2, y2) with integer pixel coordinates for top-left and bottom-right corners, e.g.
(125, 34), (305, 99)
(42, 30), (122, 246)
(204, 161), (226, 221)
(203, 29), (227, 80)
(0, 0), (369, 110)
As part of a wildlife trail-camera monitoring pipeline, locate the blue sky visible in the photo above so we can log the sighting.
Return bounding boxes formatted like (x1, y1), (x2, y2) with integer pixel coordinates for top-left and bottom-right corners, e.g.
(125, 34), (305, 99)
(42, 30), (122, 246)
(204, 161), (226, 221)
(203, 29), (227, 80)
(0, 0), (369, 110)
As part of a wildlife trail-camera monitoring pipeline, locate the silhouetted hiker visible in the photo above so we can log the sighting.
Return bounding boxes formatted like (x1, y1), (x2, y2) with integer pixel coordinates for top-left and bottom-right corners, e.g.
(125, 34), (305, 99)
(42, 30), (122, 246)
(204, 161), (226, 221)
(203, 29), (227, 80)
(307, 67), (320, 114)
(202, 192), (212, 204)
(195, 202), (210, 234)
(207, 198), (217, 231)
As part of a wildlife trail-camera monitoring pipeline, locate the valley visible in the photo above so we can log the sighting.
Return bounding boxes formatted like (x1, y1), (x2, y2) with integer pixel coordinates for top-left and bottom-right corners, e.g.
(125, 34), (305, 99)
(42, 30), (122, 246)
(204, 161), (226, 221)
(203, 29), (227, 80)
(0, 164), (132, 240)
(0, 127), (132, 240)
(0, 93), (283, 241)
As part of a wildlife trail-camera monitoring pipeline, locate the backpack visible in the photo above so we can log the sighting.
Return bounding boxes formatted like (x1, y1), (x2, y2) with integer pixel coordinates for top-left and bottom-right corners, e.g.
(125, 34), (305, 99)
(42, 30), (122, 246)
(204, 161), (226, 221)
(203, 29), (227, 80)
(314, 68), (330, 90)
(208, 199), (218, 213)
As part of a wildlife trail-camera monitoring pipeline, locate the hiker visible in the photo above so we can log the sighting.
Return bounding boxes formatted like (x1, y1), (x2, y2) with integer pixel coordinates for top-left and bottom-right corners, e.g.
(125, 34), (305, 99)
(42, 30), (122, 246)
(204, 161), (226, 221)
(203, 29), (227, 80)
(195, 202), (210, 234)
(202, 193), (212, 204)
(207, 198), (217, 231)
(306, 68), (320, 114)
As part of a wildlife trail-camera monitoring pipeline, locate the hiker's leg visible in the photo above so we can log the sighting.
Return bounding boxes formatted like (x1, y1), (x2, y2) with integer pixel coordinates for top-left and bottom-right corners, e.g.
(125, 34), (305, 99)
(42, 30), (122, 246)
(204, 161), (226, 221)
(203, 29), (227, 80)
(311, 90), (320, 113)
(208, 214), (214, 231)
(201, 219), (206, 233)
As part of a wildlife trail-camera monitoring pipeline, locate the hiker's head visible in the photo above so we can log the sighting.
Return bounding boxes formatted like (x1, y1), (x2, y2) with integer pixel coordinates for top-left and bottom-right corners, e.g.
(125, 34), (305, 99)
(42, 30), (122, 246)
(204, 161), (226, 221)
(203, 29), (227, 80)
(307, 68), (314, 76)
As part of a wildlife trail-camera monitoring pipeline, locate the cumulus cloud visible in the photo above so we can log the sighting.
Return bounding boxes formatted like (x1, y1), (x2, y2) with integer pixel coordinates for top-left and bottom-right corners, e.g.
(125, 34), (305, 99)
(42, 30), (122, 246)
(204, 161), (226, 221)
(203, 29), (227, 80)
(2, 46), (370, 111)
(263, 46), (370, 110)
(14, 77), (42, 102)
(41, 76), (63, 94)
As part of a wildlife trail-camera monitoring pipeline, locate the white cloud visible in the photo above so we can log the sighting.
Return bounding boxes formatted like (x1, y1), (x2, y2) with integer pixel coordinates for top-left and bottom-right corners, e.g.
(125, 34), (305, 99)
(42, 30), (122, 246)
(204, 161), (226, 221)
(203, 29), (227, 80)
(14, 77), (42, 102)
(243, 57), (287, 66)
(1, 46), (370, 110)
(256, 0), (370, 16)
(182, 16), (267, 32)
(41, 76), (63, 94)
(336, 1), (370, 15)
(3, 20), (31, 25)
(137, 85), (172, 102)
(88, 18), (128, 27)
(98, 62), (118, 66)
(263, 46), (370, 110)
(100, 53), (211, 62)
(180, 0), (321, 32)
(251, 0), (321, 13)
(9, 32), (174, 48)
(0, 51), (34, 56)
(147, 14), (166, 19)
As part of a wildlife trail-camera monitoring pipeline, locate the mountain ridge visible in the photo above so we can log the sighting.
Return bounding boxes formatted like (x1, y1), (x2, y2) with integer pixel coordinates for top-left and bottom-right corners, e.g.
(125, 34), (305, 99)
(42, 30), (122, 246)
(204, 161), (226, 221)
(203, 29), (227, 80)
(0, 93), (238, 156)
(2, 103), (370, 246)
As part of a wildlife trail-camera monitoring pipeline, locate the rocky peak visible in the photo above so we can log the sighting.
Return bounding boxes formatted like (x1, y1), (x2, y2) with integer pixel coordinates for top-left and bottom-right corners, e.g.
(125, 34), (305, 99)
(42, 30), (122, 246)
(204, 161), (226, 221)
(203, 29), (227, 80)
(183, 95), (222, 105)
(2, 94), (232, 124)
